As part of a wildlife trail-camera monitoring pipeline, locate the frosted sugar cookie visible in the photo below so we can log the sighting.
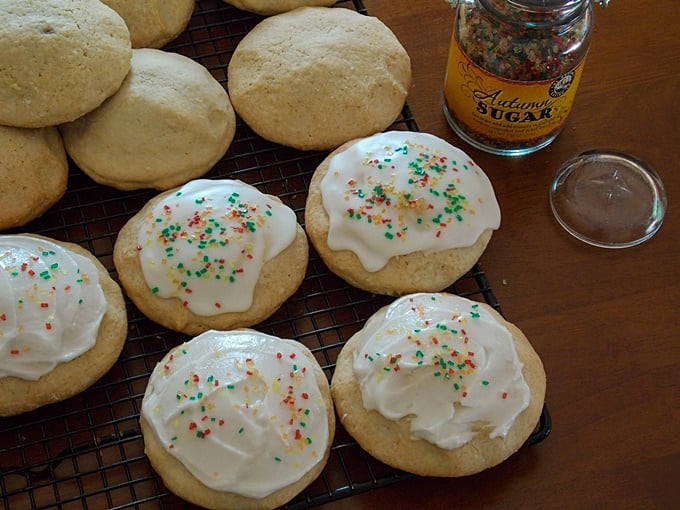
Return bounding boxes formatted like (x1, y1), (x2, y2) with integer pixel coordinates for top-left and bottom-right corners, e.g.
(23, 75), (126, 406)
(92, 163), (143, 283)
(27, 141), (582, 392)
(0, 126), (68, 231)
(305, 131), (501, 295)
(100, 0), (195, 49)
(113, 179), (308, 334)
(141, 329), (334, 510)
(331, 293), (546, 477)
(223, 0), (335, 15)
(227, 6), (411, 151)
(60, 49), (236, 191)
(0, 0), (131, 128)
(0, 234), (127, 416)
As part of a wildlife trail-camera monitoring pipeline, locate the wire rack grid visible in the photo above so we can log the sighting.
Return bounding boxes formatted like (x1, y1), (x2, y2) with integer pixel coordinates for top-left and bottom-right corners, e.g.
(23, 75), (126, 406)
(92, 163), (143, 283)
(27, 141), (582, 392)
(0, 1), (550, 509)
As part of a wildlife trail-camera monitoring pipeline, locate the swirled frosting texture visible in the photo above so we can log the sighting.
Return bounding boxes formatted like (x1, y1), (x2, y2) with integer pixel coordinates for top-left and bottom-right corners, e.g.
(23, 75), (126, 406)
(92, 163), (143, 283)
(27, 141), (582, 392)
(353, 293), (530, 449)
(0, 236), (106, 380)
(142, 329), (330, 498)
(137, 179), (298, 315)
(320, 131), (500, 271)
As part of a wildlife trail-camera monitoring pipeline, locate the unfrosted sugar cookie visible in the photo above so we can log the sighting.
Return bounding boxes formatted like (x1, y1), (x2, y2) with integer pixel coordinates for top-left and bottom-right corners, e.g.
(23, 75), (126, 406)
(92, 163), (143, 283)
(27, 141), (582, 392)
(60, 49), (236, 191)
(141, 329), (334, 510)
(0, 126), (68, 231)
(227, 7), (411, 151)
(100, 0), (195, 49)
(113, 179), (308, 334)
(331, 293), (546, 477)
(223, 0), (335, 15)
(0, 0), (131, 128)
(0, 234), (127, 416)
(305, 131), (501, 295)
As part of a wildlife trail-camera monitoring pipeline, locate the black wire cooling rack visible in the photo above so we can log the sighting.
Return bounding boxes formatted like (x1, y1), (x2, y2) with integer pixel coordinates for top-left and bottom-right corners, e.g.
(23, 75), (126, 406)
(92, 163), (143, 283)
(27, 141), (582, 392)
(0, 1), (551, 508)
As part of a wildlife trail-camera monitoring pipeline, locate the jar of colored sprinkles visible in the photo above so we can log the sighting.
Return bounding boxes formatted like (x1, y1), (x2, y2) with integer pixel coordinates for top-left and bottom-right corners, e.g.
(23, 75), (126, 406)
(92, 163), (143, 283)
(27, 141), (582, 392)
(443, 0), (609, 156)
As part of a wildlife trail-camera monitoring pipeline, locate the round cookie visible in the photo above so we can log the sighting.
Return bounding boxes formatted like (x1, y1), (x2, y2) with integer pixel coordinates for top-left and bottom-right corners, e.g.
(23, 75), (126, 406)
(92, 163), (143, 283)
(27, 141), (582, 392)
(60, 48), (236, 191)
(113, 179), (308, 335)
(223, 0), (336, 15)
(227, 7), (411, 151)
(0, 0), (131, 128)
(0, 126), (68, 231)
(331, 292), (546, 477)
(100, 0), (195, 49)
(141, 329), (335, 510)
(0, 234), (128, 417)
(305, 131), (501, 296)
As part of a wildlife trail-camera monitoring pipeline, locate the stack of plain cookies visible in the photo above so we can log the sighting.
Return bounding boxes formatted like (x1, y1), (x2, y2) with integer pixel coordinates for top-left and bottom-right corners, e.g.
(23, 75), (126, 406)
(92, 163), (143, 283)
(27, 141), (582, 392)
(0, 2), (547, 510)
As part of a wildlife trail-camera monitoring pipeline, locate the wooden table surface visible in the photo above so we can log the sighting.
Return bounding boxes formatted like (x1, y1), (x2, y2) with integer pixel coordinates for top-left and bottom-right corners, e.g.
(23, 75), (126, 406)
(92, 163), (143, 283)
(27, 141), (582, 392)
(320, 1), (679, 508)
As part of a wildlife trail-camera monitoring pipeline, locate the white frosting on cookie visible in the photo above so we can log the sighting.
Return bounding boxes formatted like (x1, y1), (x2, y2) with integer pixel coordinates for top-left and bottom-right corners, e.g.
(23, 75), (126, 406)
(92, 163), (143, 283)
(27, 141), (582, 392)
(352, 293), (530, 449)
(320, 131), (500, 271)
(142, 329), (330, 498)
(136, 179), (298, 315)
(0, 236), (106, 380)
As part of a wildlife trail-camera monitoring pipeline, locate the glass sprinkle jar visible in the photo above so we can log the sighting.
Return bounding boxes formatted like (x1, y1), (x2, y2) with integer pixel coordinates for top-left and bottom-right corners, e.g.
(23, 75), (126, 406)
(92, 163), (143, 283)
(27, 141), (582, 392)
(443, 0), (608, 156)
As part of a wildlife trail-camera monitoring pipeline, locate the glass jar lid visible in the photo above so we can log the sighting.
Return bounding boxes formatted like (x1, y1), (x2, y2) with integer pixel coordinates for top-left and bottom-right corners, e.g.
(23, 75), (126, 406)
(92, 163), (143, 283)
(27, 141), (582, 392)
(549, 150), (667, 248)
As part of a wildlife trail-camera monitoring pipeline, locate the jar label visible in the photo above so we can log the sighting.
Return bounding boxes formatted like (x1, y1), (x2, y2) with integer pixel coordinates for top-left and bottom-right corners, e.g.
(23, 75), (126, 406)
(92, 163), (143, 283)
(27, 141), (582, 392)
(444, 36), (586, 145)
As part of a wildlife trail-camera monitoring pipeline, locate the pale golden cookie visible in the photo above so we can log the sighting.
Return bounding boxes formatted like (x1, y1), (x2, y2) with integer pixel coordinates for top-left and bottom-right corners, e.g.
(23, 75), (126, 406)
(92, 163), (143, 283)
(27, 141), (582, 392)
(113, 180), (309, 335)
(0, 0), (131, 128)
(223, 0), (336, 15)
(305, 133), (499, 296)
(100, 0), (195, 48)
(0, 234), (128, 417)
(60, 48), (236, 191)
(227, 6), (411, 151)
(141, 330), (335, 510)
(0, 126), (68, 231)
(331, 294), (546, 477)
